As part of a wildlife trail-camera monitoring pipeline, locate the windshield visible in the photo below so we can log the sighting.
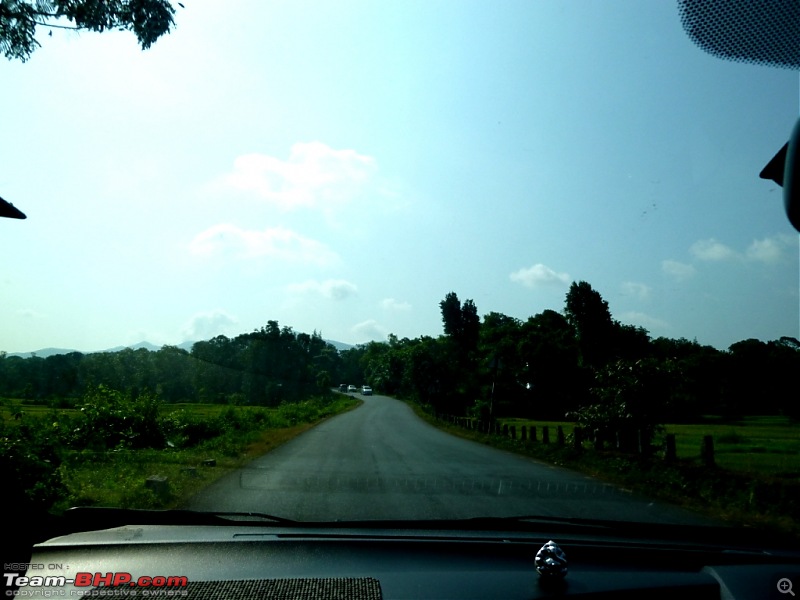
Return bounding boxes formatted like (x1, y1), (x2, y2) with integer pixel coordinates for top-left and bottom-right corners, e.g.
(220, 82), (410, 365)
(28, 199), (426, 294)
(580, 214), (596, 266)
(1, 1), (798, 536)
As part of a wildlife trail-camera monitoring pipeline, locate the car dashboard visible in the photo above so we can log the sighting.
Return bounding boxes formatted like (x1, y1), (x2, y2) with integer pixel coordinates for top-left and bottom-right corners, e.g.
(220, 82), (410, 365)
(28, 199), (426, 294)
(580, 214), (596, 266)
(13, 510), (800, 600)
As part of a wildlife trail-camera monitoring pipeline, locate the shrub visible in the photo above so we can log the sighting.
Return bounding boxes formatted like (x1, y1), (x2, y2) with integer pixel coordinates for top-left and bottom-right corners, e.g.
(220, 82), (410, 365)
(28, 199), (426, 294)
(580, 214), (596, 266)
(73, 385), (164, 450)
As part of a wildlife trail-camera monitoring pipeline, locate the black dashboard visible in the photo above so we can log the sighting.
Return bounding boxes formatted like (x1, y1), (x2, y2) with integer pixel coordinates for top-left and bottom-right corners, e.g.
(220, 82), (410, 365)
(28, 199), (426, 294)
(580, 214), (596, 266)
(12, 510), (800, 600)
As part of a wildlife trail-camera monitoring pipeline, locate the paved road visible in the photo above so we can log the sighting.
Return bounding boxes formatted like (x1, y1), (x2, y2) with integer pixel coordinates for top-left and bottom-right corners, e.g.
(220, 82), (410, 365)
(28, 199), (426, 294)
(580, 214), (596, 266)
(186, 394), (710, 524)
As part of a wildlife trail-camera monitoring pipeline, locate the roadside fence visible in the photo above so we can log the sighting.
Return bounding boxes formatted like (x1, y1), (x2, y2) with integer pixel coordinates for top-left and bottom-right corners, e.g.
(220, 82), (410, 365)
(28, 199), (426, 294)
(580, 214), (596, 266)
(435, 413), (717, 464)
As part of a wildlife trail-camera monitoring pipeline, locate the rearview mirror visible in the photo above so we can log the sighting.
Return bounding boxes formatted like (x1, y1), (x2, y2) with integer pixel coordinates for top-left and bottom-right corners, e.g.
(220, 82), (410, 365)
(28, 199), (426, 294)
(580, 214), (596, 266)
(760, 118), (800, 233)
(0, 196), (27, 220)
(677, 0), (800, 233)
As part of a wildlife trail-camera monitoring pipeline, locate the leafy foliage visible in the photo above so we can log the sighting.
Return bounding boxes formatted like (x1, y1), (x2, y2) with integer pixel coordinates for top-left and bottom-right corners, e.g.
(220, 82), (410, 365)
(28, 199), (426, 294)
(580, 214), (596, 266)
(343, 282), (799, 432)
(0, 414), (66, 512)
(73, 385), (163, 450)
(568, 358), (675, 448)
(564, 280), (615, 368)
(0, 323), (342, 407)
(0, 0), (178, 62)
(439, 292), (480, 354)
(3, 388), (356, 516)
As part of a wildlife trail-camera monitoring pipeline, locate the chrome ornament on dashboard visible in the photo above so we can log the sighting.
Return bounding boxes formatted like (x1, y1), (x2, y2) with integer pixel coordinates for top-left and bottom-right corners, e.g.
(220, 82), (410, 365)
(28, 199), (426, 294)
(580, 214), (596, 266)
(535, 540), (568, 578)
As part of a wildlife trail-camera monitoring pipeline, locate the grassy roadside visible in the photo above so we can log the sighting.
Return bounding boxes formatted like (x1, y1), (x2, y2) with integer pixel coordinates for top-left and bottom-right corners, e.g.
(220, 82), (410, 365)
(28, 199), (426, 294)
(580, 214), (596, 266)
(407, 402), (799, 539)
(53, 394), (363, 512)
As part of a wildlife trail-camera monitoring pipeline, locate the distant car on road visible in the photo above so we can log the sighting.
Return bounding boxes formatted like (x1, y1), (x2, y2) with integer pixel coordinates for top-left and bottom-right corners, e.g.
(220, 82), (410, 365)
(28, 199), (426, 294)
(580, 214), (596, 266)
(347, 385), (358, 394)
(338, 384), (348, 393)
(361, 386), (372, 395)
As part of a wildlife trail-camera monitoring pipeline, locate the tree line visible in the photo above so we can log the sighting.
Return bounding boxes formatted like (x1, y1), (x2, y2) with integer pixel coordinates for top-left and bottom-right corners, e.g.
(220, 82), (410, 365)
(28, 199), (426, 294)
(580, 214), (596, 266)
(338, 283), (800, 437)
(2, 282), (799, 432)
(0, 321), (340, 406)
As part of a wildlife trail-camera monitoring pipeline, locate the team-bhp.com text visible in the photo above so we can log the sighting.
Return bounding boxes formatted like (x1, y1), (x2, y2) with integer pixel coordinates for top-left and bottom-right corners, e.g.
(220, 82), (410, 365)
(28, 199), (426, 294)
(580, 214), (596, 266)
(4, 572), (188, 592)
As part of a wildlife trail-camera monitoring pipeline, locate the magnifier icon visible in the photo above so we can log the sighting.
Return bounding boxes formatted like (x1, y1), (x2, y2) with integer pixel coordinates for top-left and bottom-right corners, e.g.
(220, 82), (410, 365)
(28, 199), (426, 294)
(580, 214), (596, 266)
(778, 578), (795, 596)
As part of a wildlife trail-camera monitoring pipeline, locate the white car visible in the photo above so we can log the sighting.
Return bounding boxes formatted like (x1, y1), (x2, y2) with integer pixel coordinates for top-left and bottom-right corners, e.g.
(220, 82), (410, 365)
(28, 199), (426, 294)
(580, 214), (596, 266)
(361, 386), (373, 395)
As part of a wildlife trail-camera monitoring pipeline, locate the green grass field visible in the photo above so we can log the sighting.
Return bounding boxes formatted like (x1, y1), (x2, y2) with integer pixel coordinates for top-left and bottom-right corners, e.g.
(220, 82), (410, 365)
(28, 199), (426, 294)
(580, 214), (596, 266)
(663, 416), (799, 479)
(0, 401), (80, 421)
(494, 415), (799, 480)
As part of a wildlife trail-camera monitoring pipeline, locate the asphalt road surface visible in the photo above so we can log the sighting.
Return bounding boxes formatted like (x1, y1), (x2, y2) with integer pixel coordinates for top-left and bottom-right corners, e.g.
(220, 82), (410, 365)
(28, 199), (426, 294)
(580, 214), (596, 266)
(186, 393), (711, 524)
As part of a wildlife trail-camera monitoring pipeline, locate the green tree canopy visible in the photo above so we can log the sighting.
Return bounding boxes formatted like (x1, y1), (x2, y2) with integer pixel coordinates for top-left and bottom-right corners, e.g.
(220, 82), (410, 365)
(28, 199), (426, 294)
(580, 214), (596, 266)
(564, 280), (615, 368)
(1, 0), (179, 62)
(439, 292), (479, 355)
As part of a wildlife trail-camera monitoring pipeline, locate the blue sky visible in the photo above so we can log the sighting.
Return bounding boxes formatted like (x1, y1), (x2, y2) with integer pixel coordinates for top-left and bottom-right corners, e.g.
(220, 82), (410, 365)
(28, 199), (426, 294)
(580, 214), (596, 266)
(1, 0), (798, 353)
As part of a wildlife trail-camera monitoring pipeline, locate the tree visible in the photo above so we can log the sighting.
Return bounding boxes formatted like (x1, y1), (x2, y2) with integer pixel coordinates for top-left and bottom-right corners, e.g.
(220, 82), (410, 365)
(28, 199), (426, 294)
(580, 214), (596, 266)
(461, 299), (480, 354)
(439, 292), (479, 354)
(440, 292), (463, 338)
(570, 358), (675, 452)
(404, 336), (458, 411)
(519, 310), (584, 418)
(438, 292), (480, 411)
(725, 338), (800, 417)
(613, 323), (652, 361)
(564, 281), (615, 368)
(1, 0), (179, 62)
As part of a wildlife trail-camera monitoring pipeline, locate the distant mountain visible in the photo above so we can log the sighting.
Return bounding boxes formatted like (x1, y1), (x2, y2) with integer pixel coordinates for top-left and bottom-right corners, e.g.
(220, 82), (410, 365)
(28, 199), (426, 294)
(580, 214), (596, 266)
(7, 347), (81, 359)
(326, 339), (353, 351)
(103, 341), (162, 353)
(8, 341), (181, 358)
(7, 338), (349, 358)
(98, 340), (197, 353)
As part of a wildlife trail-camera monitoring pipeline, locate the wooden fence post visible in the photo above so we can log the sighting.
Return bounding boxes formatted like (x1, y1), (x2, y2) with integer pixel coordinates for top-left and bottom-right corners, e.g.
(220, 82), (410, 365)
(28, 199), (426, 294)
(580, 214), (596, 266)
(502, 424), (509, 437)
(702, 435), (715, 467)
(573, 426), (583, 450)
(521, 425), (527, 441)
(664, 433), (676, 462)
(638, 429), (652, 456)
(556, 426), (565, 446)
(542, 426), (550, 444)
(510, 425), (516, 439)
(530, 426), (537, 442)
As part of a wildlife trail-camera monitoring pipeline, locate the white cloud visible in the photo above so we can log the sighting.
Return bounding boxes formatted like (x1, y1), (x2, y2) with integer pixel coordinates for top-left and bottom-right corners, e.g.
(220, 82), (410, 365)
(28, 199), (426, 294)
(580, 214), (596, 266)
(287, 279), (358, 300)
(352, 319), (387, 342)
(690, 238), (737, 261)
(188, 224), (338, 265)
(17, 308), (45, 319)
(509, 263), (570, 288)
(681, 234), (796, 268)
(620, 281), (651, 301)
(224, 141), (377, 211)
(618, 311), (670, 331)
(662, 259), (696, 281)
(745, 234), (795, 264)
(381, 298), (411, 311)
(182, 309), (238, 341)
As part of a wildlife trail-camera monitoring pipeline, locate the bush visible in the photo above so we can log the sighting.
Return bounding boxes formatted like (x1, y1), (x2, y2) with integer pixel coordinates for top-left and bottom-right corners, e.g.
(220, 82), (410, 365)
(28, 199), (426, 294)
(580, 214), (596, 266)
(0, 419), (67, 514)
(73, 385), (164, 450)
(568, 359), (672, 450)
